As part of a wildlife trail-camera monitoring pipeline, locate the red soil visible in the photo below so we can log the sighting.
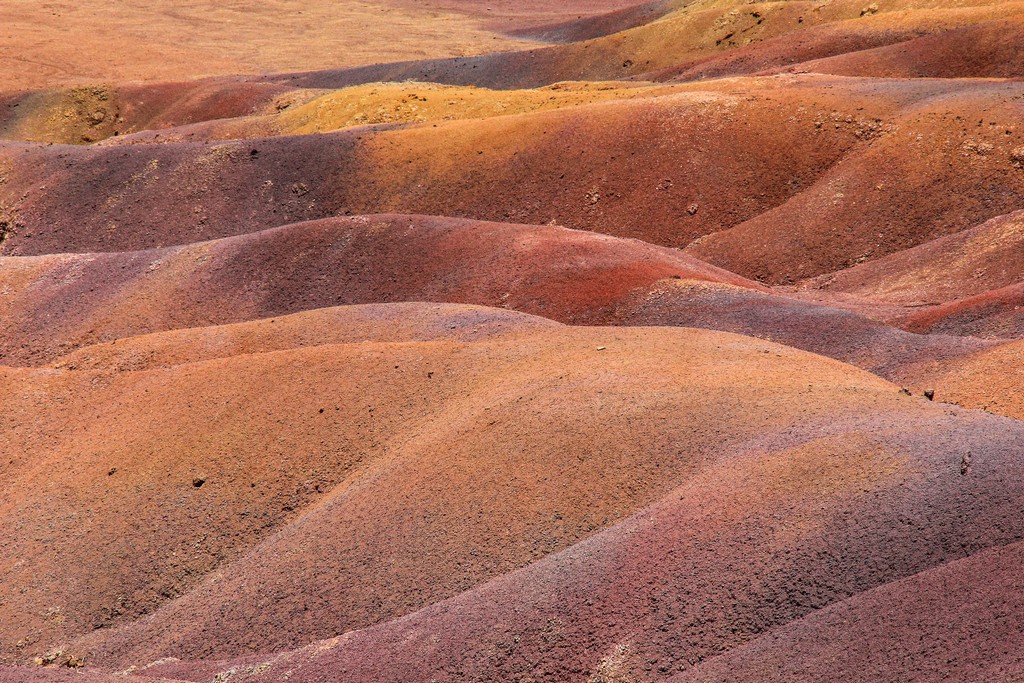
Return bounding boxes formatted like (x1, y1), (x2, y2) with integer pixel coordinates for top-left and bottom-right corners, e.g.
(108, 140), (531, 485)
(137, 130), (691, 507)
(652, 18), (1024, 82)
(615, 278), (990, 386)
(0, 80), (303, 145)
(0, 214), (756, 365)
(811, 208), (1024, 305)
(8, 1), (1024, 681)
(686, 80), (1024, 283)
(788, 19), (1024, 79)
(509, 1), (676, 43)
(4, 76), (1024, 294)
(2, 212), (984, 393)
(900, 281), (1024, 338)
(648, 23), (922, 82)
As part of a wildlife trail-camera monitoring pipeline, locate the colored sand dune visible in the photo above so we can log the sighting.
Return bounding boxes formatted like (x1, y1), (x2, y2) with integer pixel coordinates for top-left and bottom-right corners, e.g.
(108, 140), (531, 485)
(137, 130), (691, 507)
(4, 1), (1024, 681)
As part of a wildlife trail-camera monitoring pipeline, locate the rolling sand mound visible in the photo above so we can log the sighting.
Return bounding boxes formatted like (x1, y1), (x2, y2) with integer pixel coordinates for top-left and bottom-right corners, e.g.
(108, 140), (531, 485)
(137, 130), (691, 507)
(652, 24), (922, 82)
(900, 281), (1024, 338)
(2, 0), (1018, 146)
(0, 214), (756, 365)
(100, 81), (695, 145)
(49, 303), (560, 372)
(3, 213), (988, 392)
(787, 19), (1024, 79)
(615, 278), (990, 384)
(6, 76), (1024, 290)
(0, 77), (912, 256)
(813, 209), (1024, 305)
(0, 81), (307, 145)
(9, 1), (1024, 681)
(656, 15), (1024, 82)
(511, 0), (675, 43)
(257, 0), (1021, 90)
(77, 374), (1024, 681)
(8, 308), (1024, 683)
(3, 311), (920, 668)
(45, 276), (989, 390)
(687, 80), (1024, 283)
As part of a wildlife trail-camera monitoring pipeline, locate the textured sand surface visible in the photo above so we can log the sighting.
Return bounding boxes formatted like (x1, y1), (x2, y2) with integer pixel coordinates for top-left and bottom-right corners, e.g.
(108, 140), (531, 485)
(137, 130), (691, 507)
(6, 1), (1024, 681)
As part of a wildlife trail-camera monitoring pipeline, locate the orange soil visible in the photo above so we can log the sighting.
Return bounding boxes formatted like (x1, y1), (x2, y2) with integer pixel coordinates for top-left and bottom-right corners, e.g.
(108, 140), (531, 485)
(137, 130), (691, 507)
(0, 76), (915, 256)
(0, 310), (908, 665)
(88, 373), (1024, 681)
(7, 1), (1024, 681)
(896, 337), (1024, 417)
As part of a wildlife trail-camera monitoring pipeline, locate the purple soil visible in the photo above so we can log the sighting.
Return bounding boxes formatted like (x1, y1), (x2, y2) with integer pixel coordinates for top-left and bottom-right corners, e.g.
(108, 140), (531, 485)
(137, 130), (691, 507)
(121, 405), (1024, 682)
(0, 214), (756, 365)
(0, 318), (915, 668)
(509, 0), (676, 43)
(790, 20), (1024, 79)
(686, 80), (1024, 283)
(650, 24), (923, 82)
(1, 213), (984, 392)
(5, 76), (1024, 294)
(671, 540), (1024, 681)
(8, 5), (1024, 682)
(614, 278), (992, 385)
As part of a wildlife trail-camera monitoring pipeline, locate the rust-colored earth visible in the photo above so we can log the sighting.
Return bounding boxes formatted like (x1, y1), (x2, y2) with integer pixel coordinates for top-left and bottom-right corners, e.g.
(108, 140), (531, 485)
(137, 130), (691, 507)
(5, 1), (1024, 681)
